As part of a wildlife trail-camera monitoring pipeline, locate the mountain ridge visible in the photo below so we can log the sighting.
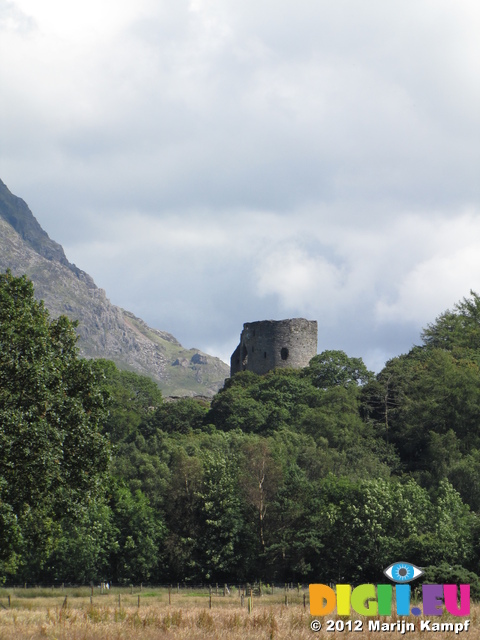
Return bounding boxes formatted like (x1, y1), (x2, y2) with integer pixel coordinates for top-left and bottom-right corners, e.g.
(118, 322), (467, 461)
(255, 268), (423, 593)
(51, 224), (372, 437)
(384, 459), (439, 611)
(0, 179), (229, 397)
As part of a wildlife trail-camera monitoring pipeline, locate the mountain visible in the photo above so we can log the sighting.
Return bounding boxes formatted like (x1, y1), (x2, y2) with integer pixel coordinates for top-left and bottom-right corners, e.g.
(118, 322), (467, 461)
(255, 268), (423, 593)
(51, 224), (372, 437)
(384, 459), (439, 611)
(0, 178), (229, 397)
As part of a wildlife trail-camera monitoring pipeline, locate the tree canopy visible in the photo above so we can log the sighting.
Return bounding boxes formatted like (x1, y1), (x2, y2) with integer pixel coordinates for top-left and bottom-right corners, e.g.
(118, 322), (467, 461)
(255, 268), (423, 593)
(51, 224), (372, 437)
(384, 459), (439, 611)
(0, 271), (110, 580)
(2, 273), (480, 589)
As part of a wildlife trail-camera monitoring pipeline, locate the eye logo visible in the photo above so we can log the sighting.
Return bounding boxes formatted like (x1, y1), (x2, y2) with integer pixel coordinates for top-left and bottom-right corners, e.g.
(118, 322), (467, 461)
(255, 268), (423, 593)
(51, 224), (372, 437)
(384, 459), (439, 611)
(384, 562), (424, 583)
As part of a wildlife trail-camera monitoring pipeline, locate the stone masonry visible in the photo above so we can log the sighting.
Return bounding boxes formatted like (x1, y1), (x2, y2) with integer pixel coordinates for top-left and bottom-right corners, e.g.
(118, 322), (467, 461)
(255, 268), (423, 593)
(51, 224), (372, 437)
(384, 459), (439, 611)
(230, 318), (318, 376)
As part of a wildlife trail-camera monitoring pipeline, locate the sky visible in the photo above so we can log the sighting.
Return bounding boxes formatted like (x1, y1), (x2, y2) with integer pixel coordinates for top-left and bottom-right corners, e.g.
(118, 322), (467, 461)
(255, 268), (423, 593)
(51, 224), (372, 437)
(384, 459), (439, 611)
(1, 0), (479, 371)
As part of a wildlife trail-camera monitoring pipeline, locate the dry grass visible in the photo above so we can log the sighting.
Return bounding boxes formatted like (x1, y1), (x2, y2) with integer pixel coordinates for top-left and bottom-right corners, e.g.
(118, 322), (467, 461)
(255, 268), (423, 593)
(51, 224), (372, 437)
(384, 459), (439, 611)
(0, 588), (477, 639)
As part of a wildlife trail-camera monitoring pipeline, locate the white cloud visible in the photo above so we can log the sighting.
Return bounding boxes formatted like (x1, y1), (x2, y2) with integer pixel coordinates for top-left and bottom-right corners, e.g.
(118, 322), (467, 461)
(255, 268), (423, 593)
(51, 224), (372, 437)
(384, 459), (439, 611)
(375, 230), (480, 325)
(10, 0), (144, 40)
(2, 1), (480, 372)
(255, 247), (345, 317)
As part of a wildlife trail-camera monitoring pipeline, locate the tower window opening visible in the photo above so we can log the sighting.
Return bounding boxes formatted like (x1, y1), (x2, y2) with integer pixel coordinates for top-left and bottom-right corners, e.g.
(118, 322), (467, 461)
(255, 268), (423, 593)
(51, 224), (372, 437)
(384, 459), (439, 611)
(281, 347), (289, 361)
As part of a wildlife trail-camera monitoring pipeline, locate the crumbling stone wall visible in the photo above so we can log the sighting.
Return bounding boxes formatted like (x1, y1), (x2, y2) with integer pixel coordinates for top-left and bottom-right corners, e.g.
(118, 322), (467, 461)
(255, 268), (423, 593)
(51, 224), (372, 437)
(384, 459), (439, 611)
(230, 318), (318, 376)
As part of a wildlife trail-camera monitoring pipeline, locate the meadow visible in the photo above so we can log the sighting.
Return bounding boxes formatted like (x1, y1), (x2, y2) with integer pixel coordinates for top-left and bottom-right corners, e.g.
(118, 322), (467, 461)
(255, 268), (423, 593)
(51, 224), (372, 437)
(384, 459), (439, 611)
(0, 586), (477, 639)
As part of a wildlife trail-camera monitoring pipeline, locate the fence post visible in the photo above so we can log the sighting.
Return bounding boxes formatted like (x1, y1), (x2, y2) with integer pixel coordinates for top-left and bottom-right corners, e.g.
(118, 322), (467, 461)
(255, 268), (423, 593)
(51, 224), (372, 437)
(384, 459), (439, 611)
(303, 593), (306, 609)
(138, 596), (141, 609)
(169, 586), (171, 605)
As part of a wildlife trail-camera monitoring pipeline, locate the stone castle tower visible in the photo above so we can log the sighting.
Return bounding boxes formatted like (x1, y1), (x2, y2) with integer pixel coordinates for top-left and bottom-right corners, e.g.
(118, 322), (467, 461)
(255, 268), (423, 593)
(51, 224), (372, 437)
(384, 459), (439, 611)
(230, 318), (318, 376)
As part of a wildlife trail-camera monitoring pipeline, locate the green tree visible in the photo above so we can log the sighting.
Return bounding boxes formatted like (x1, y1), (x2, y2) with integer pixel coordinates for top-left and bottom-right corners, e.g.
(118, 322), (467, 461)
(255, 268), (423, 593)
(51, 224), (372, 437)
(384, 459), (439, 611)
(162, 445), (204, 581)
(109, 482), (164, 584)
(195, 445), (243, 581)
(304, 350), (374, 389)
(93, 359), (163, 443)
(207, 376), (270, 433)
(0, 479), (21, 579)
(364, 346), (480, 483)
(0, 271), (110, 580)
(265, 464), (323, 582)
(238, 437), (283, 561)
(422, 291), (480, 354)
(146, 398), (208, 435)
(44, 498), (116, 584)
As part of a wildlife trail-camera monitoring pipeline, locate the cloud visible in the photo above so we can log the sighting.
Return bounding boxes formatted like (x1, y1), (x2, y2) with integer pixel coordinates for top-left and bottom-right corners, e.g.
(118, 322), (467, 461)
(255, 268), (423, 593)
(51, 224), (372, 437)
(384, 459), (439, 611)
(0, 1), (35, 33)
(61, 204), (480, 371)
(3, 1), (479, 214)
(256, 247), (345, 316)
(2, 1), (480, 373)
(375, 213), (480, 325)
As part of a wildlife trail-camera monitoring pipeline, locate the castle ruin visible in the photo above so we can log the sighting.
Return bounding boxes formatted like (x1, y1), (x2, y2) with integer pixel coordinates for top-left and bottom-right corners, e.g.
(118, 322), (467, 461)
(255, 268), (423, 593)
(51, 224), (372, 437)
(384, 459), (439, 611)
(230, 318), (318, 377)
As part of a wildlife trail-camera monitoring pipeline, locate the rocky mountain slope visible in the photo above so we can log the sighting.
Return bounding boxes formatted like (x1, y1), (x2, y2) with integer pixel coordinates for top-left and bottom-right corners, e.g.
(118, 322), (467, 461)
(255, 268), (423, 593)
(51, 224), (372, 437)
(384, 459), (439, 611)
(0, 178), (229, 397)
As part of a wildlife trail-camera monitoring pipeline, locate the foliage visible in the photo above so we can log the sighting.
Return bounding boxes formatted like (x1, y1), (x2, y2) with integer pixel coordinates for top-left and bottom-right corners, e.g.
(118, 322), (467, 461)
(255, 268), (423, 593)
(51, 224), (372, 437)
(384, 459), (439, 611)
(304, 350), (374, 389)
(93, 359), (163, 443)
(421, 290), (480, 354)
(0, 271), (110, 581)
(422, 563), (480, 600)
(108, 481), (165, 584)
(145, 398), (208, 435)
(2, 274), (480, 588)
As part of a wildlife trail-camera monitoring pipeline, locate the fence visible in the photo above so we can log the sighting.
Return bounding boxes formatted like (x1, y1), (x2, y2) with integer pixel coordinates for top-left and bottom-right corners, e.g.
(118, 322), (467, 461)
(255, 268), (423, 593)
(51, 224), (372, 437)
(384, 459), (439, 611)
(0, 582), (310, 612)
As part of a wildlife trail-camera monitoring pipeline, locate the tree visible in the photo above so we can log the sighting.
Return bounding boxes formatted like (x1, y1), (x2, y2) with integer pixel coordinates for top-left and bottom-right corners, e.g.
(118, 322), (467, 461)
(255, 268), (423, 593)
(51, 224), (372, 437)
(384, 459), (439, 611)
(195, 445), (243, 581)
(422, 291), (480, 353)
(238, 438), (283, 561)
(146, 397), (208, 435)
(93, 359), (163, 443)
(43, 498), (116, 584)
(0, 271), (110, 580)
(363, 345), (480, 482)
(108, 482), (164, 584)
(311, 476), (475, 585)
(162, 445), (204, 581)
(207, 376), (270, 433)
(304, 350), (374, 390)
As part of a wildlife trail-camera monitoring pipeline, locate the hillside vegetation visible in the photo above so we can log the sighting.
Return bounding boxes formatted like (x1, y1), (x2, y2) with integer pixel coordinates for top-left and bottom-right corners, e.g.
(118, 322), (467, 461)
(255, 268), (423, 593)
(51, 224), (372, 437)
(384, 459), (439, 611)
(1, 271), (480, 592)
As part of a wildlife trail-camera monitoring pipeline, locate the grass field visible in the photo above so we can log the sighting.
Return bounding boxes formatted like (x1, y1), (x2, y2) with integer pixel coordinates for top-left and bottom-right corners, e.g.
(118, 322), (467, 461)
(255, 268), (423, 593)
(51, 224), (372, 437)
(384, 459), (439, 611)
(0, 586), (477, 639)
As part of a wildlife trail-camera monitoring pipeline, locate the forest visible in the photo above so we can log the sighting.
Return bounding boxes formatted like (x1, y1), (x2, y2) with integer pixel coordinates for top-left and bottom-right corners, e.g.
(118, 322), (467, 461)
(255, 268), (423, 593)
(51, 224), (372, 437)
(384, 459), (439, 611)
(1, 270), (480, 595)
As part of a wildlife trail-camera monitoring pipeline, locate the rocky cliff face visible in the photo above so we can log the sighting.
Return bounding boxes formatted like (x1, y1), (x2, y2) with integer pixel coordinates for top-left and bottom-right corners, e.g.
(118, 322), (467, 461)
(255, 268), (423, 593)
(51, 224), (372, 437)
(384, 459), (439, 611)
(0, 179), (229, 397)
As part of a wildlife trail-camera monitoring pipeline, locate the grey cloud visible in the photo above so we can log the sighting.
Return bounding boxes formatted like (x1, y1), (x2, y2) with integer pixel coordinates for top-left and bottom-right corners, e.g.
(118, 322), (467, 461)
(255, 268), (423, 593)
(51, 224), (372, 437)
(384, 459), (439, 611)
(2, 1), (479, 372)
